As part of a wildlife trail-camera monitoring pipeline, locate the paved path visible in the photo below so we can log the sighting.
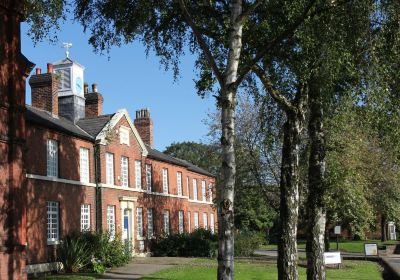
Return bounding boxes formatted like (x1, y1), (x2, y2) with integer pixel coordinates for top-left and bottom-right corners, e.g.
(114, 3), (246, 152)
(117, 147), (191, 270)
(98, 257), (192, 280)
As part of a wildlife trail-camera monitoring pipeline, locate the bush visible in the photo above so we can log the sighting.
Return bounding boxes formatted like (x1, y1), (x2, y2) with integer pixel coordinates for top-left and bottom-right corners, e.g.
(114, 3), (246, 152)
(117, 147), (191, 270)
(58, 232), (132, 273)
(151, 229), (218, 257)
(57, 234), (91, 272)
(235, 231), (264, 257)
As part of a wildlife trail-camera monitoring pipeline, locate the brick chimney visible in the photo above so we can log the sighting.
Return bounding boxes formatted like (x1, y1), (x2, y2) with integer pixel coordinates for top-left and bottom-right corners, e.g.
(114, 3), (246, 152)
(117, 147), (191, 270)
(29, 63), (59, 116)
(84, 83), (104, 118)
(134, 108), (153, 147)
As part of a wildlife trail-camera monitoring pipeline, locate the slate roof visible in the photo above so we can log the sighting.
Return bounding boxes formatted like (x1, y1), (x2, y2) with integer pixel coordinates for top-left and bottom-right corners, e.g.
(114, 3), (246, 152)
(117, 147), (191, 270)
(146, 145), (214, 177)
(26, 105), (94, 141)
(76, 114), (114, 137)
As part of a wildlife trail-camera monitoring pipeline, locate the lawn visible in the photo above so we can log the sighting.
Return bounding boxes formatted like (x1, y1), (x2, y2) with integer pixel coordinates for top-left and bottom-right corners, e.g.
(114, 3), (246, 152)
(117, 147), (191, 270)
(261, 240), (398, 253)
(140, 259), (382, 280)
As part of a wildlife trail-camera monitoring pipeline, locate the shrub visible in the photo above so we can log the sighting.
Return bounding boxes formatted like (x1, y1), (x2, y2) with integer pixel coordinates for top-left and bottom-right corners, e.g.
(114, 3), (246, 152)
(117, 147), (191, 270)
(151, 229), (217, 257)
(57, 234), (91, 272)
(235, 231), (264, 257)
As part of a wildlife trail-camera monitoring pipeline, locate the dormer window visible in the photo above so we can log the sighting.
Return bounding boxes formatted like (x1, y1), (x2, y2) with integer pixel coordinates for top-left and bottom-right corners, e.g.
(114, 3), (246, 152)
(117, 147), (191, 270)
(55, 68), (71, 90)
(120, 126), (130, 145)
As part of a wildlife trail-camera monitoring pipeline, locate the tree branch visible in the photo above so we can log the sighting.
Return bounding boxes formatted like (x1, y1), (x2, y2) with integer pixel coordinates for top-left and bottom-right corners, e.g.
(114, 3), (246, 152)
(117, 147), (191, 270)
(235, 0), (263, 24)
(236, 0), (318, 86)
(253, 64), (296, 113)
(177, 0), (224, 86)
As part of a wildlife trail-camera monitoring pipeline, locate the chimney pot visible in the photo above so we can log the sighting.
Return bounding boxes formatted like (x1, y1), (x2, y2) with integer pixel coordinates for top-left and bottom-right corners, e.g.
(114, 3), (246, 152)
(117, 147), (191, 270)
(36, 68), (42, 75)
(47, 63), (53, 73)
(84, 83), (89, 94)
(92, 83), (97, 93)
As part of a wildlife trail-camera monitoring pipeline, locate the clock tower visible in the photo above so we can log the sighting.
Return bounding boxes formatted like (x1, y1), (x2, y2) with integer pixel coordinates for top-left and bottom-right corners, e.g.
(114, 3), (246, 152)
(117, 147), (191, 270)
(52, 52), (86, 122)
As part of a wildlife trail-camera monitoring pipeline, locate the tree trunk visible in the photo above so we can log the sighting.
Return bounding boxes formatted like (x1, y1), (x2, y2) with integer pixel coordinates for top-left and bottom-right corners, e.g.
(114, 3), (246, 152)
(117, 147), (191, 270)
(217, 1), (242, 280)
(381, 215), (387, 242)
(306, 88), (326, 280)
(278, 111), (303, 280)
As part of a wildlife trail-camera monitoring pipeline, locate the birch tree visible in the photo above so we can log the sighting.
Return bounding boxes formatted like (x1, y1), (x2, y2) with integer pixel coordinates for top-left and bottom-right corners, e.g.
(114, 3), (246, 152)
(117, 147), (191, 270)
(74, 1), (325, 279)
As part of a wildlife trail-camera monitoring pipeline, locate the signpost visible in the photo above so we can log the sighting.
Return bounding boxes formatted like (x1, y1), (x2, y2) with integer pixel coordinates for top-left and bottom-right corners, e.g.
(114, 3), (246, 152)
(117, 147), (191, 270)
(334, 225), (341, 250)
(324, 252), (342, 268)
(364, 243), (378, 258)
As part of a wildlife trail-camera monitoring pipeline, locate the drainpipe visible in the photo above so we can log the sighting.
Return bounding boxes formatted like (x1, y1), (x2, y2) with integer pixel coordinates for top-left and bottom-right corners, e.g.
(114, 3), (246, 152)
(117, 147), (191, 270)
(94, 140), (103, 232)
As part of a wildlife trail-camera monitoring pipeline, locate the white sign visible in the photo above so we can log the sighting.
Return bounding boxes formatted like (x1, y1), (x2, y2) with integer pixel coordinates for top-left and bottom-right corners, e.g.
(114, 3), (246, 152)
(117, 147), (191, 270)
(364, 243), (378, 256)
(334, 226), (341, 235)
(324, 252), (342, 265)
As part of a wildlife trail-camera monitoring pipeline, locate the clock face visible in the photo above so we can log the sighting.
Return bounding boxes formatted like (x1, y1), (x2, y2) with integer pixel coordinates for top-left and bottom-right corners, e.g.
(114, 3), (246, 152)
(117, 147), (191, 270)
(75, 76), (83, 94)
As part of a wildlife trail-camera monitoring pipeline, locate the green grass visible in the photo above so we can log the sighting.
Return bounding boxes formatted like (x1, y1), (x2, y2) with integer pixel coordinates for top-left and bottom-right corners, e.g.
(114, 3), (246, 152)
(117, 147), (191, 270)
(140, 259), (382, 280)
(261, 240), (398, 253)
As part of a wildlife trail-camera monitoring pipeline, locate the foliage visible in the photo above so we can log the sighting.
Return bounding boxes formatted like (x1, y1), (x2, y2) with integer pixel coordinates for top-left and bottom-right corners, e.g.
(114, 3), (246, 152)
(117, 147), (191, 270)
(57, 234), (91, 273)
(80, 231), (132, 268)
(234, 231), (264, 257)
(151, 229), (218, 258)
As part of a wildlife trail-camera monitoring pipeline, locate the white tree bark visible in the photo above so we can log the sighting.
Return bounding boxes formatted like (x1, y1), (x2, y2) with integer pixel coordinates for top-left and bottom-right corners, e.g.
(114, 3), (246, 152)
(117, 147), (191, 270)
(217, 1), (243, 280)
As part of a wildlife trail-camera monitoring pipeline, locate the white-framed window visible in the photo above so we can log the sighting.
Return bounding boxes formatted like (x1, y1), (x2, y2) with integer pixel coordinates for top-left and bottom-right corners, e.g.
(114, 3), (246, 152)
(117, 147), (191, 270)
(81, 204), (91, 231)
(203, 213), (208, 229)
(177, 172), (182, 196)
(79, 147), (89, 183)
(209, 184), (213, 202)
(210, 213), (215, 233)
(178, 210), (184, 234)
(107, 205), (116, 239)
(135, 160), (142, 189)
(106, 153), (114, 185)
(186, 176), (190, 197)
(147, 208), (154, 238)
(47, 139), (58, 177)
(193, 179), (198, 200)
(188, 211), (191, 233)
(146, 164), (152, 192)
(163, 210), (170, 235)
(162, 168), (169, 194)
(201, 180), (206, 201)
(119, 126), (130, 145)
(121, 156), (129, 187)
(194, 212), (199, 229)
(136, 207), (143, 238)
(55, 68), (71, 90)
(47, 201), (59, 242)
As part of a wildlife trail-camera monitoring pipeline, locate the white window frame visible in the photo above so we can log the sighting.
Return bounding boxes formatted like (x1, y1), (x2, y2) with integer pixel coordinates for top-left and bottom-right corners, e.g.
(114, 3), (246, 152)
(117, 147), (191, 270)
(177, 172), (182, 196)
(203, 213), (208, 229)
(47, 201), (59, 243)
(209, 184), (213, 202)
(163, 210), (170, 235)
(188, 211), (191, 233)
(79, 147), (89, 183)
(193, 179), (198, 200)
(121, 156), (129, 187)
(47, 139), (58, 177)
(119, 126), (130, 145)
(147, 208), (154, 238)
(201, 180), (206, 201)
(146, 164), (152, 192)
(162, 168), (169, 194)
(106, 153), (114, 185)
(194, 212), (199, 229)
(107, 205), (116, 239)
(135, 160), (142, 189)
(210, 213), (215, 233)
(136, 207), (143, 238)
(81, 204), (91, 232)
(186, 176), (190, 197)
(178, 210), (184, 234)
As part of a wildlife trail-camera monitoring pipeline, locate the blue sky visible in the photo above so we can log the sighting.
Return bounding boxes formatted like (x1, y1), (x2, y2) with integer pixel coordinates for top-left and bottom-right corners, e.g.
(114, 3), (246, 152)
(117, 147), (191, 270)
(21, 20), (215, 151)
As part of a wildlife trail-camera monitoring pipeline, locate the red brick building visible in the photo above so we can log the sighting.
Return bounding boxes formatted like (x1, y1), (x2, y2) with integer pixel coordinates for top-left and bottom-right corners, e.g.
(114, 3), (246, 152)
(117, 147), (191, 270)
(24, 56), (216, 272)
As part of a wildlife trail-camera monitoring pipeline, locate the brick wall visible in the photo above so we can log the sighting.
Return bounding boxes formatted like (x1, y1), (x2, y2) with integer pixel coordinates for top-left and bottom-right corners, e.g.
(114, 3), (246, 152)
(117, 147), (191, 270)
(84, 91), (103, 118)
(30, 72), (59, 116)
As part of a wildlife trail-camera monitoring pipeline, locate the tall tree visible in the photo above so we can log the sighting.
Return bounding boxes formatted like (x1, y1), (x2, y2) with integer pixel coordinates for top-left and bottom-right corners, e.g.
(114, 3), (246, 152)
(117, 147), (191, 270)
(73, 1), (324, 279)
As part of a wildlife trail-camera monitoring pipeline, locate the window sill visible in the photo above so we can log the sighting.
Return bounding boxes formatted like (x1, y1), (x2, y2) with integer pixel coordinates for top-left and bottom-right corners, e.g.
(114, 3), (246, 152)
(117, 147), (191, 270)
(47, 240), (59, 245)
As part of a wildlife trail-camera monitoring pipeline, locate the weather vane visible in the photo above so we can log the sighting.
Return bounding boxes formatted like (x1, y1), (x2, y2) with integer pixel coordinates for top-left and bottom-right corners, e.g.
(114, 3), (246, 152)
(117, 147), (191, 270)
(62, 42), (73, 58)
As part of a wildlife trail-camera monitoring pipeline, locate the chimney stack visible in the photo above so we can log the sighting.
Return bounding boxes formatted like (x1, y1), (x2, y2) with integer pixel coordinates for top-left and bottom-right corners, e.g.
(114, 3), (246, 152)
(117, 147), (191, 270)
(84, 83), (89, 94)
(29, 63), (59, 116)
(84, 83), (104, 118)
(134, 108), (153, 147)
